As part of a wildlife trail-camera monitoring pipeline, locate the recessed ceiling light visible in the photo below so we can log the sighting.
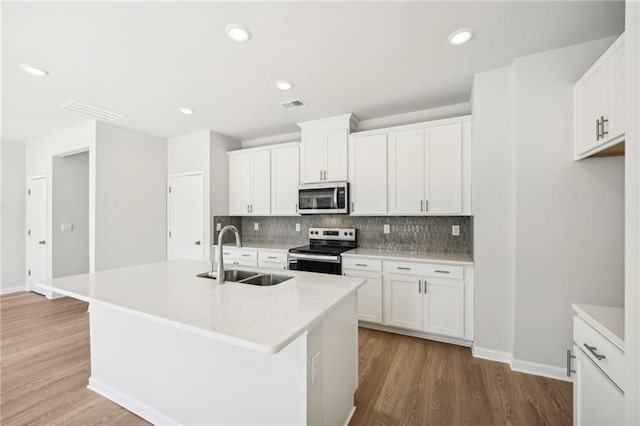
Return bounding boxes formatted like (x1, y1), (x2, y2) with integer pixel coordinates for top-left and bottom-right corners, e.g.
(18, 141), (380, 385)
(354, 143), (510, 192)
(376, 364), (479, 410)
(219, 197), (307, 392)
(225, 24), (251, 42)
(275, 80), (293, 91)
(447, 28), (474, 46)
(19, 63), (49, 77)
(178, 107), (195, 115)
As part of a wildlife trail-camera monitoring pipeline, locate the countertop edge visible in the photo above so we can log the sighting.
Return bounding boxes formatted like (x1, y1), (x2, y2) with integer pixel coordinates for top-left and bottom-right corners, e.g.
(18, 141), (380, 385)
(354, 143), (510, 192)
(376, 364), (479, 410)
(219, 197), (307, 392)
(572, 303), (624, 351)
(341, 251), (474, 266)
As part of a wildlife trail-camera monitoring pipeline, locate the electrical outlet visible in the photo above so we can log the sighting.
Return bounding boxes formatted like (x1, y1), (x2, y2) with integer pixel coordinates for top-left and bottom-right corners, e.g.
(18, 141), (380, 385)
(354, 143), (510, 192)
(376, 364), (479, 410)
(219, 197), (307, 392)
(311, 352), (320, 384)
(452, 225), (460, 236)
(254, 222), (259, 231)
(384, 224), (390, 234)
(296, 223), (301, 232)
(216, 223), (222, 231)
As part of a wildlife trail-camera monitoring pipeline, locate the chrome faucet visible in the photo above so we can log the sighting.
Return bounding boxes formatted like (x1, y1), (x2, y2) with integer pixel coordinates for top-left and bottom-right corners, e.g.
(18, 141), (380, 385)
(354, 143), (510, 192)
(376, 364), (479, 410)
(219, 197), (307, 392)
(214, 225), (242, 284)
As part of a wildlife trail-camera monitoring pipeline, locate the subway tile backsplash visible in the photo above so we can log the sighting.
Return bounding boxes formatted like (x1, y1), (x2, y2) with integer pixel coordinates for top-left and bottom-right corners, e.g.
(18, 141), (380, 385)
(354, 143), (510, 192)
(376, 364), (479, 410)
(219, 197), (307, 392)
(214, 215), (473, 254)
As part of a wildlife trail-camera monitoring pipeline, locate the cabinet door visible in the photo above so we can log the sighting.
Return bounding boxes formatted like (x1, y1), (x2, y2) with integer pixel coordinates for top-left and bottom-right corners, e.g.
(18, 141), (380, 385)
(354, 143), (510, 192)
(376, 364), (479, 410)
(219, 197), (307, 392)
(350, 134), (387, 215)
(427, 124), (462, 214)
(574, 345), (624, 426)
(608, 43), (625, 141)
(325, 128), (348, 181)
(229, 153), (252, 215)
(302, 133), (326, 183)
(388, 129), (425, 214)
(575, 61), (610, 157)
(344, 270), (383, 324)
(271, 145), (299, 215)
(423, 278), (464, 338)
(251, 150), (271, 215)
(383, 274), (422, 331)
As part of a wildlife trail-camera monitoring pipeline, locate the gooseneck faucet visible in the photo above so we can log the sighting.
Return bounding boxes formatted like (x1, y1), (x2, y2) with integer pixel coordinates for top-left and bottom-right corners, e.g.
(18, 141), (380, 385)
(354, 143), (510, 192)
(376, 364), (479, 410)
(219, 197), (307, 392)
(215, 225), (242, 284)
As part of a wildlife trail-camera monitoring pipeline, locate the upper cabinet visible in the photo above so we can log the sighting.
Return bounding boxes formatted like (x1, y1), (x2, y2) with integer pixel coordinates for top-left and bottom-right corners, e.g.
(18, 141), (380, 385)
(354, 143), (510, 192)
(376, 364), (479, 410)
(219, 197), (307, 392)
(229, 149), (271, 216)
(271, 144), (300, 215)
(350, 116), (471, 216)
(299, 114), (359, 183)
(574, 34), (625, 160)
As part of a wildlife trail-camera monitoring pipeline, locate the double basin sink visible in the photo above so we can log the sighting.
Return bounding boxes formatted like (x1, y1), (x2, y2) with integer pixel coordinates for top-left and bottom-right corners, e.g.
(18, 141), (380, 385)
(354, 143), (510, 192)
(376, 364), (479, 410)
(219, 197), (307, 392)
(197, 269), (293, 286)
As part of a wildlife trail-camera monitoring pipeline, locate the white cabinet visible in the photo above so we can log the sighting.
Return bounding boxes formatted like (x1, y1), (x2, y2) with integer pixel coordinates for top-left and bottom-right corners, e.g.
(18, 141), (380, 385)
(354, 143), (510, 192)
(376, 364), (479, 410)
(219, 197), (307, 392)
(382, 262), (465, 338)
(229, 149), (271, 216)
(574, 34), (625, 160)
(388, 123), (463, 215)
(258, 249), (288, 270)
(343, 258), (383, 324)
(299, 114), (358, 184)
(271, 144), (300, 215)
(348, 134), (387, 215)
(214, 246), (259, 268)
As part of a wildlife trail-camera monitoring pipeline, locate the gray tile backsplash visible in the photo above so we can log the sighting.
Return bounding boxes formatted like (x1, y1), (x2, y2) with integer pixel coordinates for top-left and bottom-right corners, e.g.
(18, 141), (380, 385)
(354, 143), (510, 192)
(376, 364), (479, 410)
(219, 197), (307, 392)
(214, 215), (473, 254)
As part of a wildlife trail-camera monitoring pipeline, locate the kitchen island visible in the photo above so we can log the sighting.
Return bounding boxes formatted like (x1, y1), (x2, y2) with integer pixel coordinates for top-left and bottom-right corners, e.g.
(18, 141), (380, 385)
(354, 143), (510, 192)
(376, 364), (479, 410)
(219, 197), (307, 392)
(40, 260), (366, 425)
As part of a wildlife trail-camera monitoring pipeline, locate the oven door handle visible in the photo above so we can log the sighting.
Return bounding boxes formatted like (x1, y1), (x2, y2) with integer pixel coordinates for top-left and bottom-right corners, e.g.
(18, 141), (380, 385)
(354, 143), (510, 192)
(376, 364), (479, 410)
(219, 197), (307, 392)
(288, 253), (342, 263)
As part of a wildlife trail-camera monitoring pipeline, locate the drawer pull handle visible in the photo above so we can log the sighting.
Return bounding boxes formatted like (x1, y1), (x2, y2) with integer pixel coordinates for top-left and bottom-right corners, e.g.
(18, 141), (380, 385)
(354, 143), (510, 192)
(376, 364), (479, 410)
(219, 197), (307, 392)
(355, 263), (368, 267)
(241, 254), (251, 257)
(223, 252), (231, 255)
(435, 270), (450, 274)
(268, 256), (277, 259)
(583, 343), (606, 360)
(566, 349), (576, 377)
(397, 267), (411, 271)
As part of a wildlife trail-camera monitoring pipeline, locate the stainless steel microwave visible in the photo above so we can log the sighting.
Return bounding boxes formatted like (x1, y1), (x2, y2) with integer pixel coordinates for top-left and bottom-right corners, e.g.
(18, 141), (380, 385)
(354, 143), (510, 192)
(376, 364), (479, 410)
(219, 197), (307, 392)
(298, 182), (349, 214)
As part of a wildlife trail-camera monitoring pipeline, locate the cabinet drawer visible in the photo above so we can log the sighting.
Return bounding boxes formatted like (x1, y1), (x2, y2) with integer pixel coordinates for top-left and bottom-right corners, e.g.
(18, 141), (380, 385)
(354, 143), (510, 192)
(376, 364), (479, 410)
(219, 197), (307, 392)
(574, 316), (624, 390)
(258, 250), (288, 263)
(217, 247), (258, 261)
(258, 261), (288, 271)
(342, 257), (382, 272)
(383, 260), (463, 279)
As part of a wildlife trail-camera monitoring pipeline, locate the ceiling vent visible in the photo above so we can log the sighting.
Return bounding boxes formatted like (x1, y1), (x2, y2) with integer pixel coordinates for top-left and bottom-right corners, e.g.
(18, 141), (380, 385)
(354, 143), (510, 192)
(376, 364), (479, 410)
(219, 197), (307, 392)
(278, 99), (306, 110)
(60, 101), (125, 121)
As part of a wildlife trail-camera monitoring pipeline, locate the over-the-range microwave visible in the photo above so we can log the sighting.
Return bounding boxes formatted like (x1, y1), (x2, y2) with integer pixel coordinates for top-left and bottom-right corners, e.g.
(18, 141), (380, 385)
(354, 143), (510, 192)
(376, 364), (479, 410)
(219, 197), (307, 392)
(298, 182), (349, 214)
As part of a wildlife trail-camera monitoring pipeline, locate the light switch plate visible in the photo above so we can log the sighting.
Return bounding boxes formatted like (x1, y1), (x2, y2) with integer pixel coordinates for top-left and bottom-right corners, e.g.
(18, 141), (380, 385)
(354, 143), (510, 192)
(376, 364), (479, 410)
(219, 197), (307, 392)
(61, 223), (73, 232)
(296, 223), (301, 232)
(216, 223), (222, 231)
(383, 224), (390, 234)
(254, 222), (259, 231)
(452, 225), (460, 236)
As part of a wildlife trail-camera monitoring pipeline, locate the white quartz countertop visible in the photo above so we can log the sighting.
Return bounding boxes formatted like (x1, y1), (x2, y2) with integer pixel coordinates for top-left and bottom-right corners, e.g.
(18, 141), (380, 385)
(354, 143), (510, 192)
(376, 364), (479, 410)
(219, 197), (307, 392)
(215, 243), (294, 251)
(40, 260), (365, 354)
(341, 248), (474, 265)
(573, 303), (624, 350)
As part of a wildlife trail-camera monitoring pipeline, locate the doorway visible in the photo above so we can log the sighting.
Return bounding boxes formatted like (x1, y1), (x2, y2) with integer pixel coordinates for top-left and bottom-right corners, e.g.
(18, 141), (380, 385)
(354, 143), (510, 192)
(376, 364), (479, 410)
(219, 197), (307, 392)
(26, 176), (47, 294)
(168, 172), (204, 261)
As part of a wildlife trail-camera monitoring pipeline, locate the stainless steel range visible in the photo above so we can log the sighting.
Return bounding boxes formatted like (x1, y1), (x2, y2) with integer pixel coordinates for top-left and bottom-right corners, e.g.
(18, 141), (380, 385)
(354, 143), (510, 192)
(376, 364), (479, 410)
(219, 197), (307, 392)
(288, 228), (357, 275)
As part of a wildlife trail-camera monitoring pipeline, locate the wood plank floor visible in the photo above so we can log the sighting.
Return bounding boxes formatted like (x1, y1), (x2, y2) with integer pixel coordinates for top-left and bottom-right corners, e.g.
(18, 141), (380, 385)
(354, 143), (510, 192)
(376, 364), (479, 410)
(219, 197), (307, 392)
(1, 292), (572, 425)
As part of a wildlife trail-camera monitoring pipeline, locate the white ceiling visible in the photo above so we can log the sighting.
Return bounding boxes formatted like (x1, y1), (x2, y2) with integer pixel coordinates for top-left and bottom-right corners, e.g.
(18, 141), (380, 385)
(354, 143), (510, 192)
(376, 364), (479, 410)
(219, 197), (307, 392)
(1, 1), (624, 144)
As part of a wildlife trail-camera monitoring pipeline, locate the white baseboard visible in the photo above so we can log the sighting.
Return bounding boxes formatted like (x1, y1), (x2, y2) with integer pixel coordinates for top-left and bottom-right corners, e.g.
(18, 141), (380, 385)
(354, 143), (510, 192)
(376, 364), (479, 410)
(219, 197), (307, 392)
(88, 377), (177, 425)
(471, 345), (513, 364)
(0, 286), (26, 295)
(511, 358), (572, 382)
(359, 322), (473, 347)
(471, 344), (572, 383)
(344, 406), (356, 426)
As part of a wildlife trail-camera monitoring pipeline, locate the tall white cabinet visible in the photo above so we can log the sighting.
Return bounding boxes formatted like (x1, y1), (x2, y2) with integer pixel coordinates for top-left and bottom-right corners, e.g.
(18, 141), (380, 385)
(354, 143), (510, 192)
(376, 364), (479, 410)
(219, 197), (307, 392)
(349, 115), (472, 216)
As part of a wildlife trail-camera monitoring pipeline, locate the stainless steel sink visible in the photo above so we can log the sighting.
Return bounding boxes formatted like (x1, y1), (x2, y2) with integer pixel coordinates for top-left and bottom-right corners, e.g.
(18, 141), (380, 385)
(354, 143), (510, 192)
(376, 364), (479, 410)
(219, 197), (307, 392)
(197, 269), (293, 286)
(196, 269), (256, 282)
(240, 274), (293, 286)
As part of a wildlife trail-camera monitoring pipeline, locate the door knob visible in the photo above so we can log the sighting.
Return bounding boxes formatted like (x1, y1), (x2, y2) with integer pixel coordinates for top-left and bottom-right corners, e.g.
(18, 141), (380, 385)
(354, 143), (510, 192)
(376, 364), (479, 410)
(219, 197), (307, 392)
(194, 241), (201, 245)
(38, 240), (46, 245)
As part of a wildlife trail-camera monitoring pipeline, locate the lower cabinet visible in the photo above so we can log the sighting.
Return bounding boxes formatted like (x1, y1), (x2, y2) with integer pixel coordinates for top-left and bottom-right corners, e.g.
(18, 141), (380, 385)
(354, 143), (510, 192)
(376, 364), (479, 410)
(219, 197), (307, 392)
(382, 270), (465, 338)
(343, 269), (383, 324)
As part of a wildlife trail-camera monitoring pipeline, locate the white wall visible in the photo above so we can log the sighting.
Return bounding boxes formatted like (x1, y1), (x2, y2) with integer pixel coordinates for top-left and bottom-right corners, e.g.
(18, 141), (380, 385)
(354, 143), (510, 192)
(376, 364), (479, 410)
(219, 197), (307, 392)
(511, 38), (624, 370)
(210, 131), (240, 217)
(0, 140), (26, 292)
(625, 0), (640, 422)
(471, 36), (625, 375)
(95, 122), (167, 271)
(470, 67), (516, 357)
(52, 151), (89, 278)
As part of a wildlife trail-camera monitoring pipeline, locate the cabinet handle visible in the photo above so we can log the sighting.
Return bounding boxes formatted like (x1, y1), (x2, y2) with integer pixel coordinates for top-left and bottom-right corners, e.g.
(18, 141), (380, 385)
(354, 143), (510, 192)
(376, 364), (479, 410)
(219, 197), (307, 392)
(241, 254), (251, 257)
(566, 349), (576, 377)
(424, 280), (427, 294)
(351, 202), (354, 213)
(397, 267), (411, 271)
(601, 116), (609, 139)
(435, 270), (450, 274)
(268, 256), (277, 259)
(355, 263), (368, 267)
(420, 200), (423, 212)
(295, 203), (298, 212)
(583, 343), (606, 360)
(320, 170), (323, 180)
(38, 240), (46, 245)
(418, 279), (421, 294)
(194, 241), (201, 245)
(247, 205), (250, 213)
(425, 200), (429, 212)
(596, 118), (601, 141)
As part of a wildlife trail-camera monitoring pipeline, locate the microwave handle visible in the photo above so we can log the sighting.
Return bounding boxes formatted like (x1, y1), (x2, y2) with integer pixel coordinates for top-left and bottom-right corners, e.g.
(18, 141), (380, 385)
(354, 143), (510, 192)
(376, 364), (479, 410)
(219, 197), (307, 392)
(334, 187), (338, 208)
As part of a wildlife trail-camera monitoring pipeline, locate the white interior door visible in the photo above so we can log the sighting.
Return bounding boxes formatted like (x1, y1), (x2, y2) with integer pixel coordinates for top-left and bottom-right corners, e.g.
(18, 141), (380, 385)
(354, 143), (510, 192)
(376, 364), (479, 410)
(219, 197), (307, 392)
(168, 173), (204, 261)
(27, 176), (48, 290)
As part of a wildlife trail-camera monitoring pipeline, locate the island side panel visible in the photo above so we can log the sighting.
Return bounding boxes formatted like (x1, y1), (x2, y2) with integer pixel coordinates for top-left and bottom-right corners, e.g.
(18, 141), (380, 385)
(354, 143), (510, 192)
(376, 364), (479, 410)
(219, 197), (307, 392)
(88, 303), (308, 425)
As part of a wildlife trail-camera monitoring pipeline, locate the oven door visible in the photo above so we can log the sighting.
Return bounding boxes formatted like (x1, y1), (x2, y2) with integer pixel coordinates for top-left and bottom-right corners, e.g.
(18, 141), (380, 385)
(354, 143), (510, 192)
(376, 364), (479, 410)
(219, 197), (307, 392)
(288, 253), (342, 275)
